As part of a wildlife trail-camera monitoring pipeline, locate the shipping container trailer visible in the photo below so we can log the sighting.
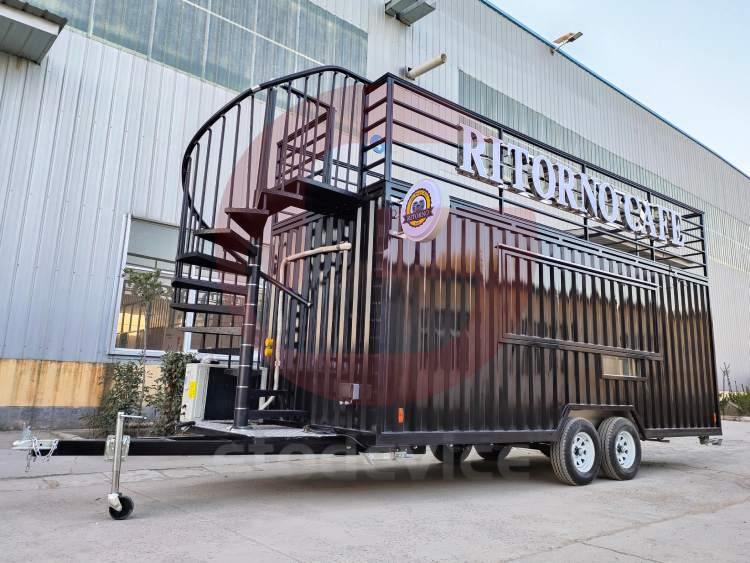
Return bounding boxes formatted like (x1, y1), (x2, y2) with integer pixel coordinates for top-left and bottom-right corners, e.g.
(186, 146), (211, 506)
(14, 67), (722, 519)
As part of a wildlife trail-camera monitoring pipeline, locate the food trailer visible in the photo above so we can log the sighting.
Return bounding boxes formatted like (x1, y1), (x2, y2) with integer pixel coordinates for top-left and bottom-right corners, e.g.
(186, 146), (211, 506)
(15, 66), (721, 519)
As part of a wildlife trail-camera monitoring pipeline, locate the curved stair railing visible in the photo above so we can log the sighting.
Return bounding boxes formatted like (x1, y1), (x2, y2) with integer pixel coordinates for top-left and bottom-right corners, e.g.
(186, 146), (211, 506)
(172, 66), (370, 425)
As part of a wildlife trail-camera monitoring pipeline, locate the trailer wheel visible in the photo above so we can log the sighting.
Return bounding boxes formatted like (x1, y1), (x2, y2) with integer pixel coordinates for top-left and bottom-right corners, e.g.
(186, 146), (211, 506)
(108, 494), (134, 520)
(474, 444), (511, 461)
(551, 417), (601, 486)
(598, 417), (641, 480)
(431, 444), (471, 464)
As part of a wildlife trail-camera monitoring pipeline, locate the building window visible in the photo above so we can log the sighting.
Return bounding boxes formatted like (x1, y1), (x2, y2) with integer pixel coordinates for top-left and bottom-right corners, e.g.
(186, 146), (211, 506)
(113, 218), (184, 354)
(601, 355), (642, 380)
(35, 0), (367, 93)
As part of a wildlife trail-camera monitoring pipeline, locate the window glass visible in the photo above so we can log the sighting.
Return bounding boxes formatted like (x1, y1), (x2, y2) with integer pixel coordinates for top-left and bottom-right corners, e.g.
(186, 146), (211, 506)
(152, 0), (207, 76)
(115, 219), (184, 352)
(601, 356), (639, 378)
(297, 1), (334, 65)
(205, 14), (254, 91)
(41, 0), (366, 93)
(209, 0), (256, 29)
(35, 0), (92, 31)
(253, 36), (296, 85)
(93, 0), (154, 55)
(255, 0), (299, 48)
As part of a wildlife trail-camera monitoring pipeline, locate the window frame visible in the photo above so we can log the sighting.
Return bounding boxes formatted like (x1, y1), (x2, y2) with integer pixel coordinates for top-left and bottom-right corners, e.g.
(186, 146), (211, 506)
(599, 354), (646, 382)
(109, 214), (192, 358)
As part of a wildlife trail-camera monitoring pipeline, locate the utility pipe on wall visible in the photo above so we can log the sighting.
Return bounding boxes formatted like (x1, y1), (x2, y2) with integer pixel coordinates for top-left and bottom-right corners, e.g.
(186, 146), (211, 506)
(405, 53), (447, 80)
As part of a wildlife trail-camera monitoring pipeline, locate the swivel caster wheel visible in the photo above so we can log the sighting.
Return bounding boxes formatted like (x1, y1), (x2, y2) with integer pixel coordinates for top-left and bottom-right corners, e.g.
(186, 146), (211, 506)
(108, 493), (134, 520)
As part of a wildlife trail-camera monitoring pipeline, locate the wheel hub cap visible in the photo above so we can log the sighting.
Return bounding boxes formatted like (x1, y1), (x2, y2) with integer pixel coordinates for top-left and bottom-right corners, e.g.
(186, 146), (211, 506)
(571, 431), (595, 473)
(615, 430), (636, 468)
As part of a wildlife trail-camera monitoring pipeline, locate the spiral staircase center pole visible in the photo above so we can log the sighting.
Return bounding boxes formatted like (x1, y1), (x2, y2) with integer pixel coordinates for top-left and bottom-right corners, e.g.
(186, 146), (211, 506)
(234, 239), (262, 429)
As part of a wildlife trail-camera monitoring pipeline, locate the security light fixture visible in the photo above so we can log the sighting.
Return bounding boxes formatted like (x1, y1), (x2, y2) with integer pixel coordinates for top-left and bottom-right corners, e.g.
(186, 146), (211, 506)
(385, 0), (436, 26)
(550, 31), (583, 54)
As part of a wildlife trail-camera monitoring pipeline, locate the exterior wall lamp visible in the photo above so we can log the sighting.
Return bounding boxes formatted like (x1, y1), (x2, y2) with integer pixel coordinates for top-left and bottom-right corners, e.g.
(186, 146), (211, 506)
(550, 31), (583, 54)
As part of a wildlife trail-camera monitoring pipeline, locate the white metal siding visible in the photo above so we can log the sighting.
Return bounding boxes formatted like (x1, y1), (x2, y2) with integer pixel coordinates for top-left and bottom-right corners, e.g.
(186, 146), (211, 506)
(0, 29), (235, 361)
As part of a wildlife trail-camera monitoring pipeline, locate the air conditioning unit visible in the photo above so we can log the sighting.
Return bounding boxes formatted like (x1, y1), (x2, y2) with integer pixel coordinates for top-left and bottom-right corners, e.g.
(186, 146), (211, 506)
(385, 0), (435, 26)
(181, 363), (267, 422)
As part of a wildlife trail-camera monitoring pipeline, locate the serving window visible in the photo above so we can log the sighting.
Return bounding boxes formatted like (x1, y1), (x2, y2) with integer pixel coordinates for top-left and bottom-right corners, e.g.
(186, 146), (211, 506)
(499, 243), (661, 359)
(600, 355), (644, 381)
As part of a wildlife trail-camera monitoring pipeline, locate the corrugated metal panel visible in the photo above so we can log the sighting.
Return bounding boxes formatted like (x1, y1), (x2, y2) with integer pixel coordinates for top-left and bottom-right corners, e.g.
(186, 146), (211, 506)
(0, 29), (235, 361)
(375, 198), (719, 435)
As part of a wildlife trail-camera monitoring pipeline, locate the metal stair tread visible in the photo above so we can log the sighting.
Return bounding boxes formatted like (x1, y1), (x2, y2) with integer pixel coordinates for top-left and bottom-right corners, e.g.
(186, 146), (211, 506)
(171, 302), (243, 316)
(226, 208), (270, 237)
(177, 325), (242, 336)
(172, 276), (246, 296)
(194, 228), (255, 257)
(177, 251), (248, 276)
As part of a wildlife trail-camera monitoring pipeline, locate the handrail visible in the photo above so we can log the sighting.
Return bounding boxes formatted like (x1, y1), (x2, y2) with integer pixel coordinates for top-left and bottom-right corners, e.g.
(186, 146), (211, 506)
(176, 64), (707, 278)
(373, 72), (705, 217)
(180, 66), (371, 188)
(178, 66), (371, 238)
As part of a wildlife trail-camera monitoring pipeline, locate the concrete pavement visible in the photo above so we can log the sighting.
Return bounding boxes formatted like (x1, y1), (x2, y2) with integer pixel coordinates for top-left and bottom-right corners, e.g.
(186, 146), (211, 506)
(0, 422), (748, 562)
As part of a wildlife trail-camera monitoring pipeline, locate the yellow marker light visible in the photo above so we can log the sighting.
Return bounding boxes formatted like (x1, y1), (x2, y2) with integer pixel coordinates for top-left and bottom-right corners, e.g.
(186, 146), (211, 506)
(264, 337), (274, 347)
(264, 346), (273, 358)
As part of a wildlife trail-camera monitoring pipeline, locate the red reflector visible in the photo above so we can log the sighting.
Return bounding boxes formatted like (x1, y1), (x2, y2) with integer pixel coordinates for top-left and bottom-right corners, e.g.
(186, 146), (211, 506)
(397, 407), (405, 424)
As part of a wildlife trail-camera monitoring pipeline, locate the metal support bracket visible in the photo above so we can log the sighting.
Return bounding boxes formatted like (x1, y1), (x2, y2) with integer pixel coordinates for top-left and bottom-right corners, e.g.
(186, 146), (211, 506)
(109, 412), (146, 502)
(12, 427), (59, 472)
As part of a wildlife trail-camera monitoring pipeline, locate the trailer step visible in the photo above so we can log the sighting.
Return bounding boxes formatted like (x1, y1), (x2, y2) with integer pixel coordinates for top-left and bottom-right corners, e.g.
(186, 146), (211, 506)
(246, 389), (290, 398)
(247, 409), (308, 420)
(261, 188), (305, 215)
(171, 302), (243, 316)
(226, 208), (270, 237)
(172, 276), (246, 296)
(194, 228), (254, 257)
(177, 251), (248, 276)
(177, 325), (242, 336)
(197, 347), (240, 356)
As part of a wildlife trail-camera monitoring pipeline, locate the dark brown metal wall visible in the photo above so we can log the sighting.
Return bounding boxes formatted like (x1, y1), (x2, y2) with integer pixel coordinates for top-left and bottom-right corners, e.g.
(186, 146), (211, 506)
(378, 196), (720, 438)
(268, 200), (380, 433)
(269, 187), (719, 440)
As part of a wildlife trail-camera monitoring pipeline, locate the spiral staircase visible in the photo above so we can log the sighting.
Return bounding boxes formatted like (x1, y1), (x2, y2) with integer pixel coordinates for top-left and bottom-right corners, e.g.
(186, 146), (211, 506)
(171, 67), (371, 426)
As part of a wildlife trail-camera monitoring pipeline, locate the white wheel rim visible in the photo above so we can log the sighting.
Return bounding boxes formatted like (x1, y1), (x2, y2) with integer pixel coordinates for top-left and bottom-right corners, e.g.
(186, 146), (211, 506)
(615, 430), (636, 469)
(571, 431), (595, 473)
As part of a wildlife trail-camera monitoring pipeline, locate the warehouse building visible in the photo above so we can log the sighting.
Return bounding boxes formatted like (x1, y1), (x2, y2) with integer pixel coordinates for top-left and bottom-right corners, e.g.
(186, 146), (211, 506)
(0, 0), (748, 429)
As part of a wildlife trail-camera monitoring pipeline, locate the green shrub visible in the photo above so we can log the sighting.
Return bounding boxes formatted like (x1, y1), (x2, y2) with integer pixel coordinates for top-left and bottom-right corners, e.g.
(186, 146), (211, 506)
(148, 351), (196, 436)
(732, 388), (750, 415)
(82, 362), (144, 436)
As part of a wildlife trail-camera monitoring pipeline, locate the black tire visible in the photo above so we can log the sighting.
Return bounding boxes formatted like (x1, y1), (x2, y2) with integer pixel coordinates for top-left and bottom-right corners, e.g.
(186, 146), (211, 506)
(598, 417), (642, 480)
(108, 494), (134, 520)
(551, 417), (602, 486)
(431, 444), (471, 464)
(475, 444), (512, 461)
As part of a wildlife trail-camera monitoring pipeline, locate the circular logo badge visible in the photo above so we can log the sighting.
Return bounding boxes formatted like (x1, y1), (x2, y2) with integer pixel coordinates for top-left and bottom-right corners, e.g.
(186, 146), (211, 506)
(400, 179), (450, 242)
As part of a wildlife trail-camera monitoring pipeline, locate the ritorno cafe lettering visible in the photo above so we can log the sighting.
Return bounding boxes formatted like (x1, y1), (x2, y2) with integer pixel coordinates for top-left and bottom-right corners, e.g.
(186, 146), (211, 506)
(457, 125), (684, 246)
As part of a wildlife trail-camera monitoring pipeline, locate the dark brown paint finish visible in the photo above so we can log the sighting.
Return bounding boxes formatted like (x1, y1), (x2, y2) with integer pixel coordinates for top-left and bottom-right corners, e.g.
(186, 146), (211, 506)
(173, 67), (720, 446)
